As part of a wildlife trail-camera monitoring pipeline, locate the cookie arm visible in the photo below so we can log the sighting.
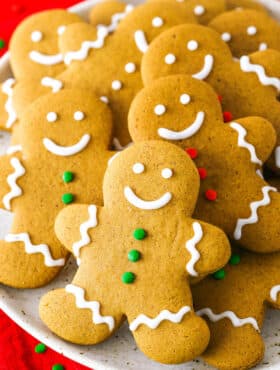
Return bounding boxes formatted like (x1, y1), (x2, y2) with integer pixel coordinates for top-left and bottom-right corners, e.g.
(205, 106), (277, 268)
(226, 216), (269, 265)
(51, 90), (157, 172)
(0, 79), (17, 131)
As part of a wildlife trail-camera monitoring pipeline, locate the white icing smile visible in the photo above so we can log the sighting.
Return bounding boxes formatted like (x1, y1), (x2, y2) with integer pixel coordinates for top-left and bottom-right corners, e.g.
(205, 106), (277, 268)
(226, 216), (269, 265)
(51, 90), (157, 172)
(192, 55), (214, 80)
(124, 186), (172, 210)
(43, 134), (91, 156)
(158, 111), (205, 141)
(29, 51), (64, 65)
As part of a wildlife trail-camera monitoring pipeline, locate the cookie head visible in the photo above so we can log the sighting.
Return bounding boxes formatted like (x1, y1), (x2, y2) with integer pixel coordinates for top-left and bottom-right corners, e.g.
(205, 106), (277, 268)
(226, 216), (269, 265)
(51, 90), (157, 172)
(9, 9), (82, 80)
(129, 75), (223, 147)
(142, 24), (232, 85)
(104, 141), (200, 214)
(19, 89), (113, 157)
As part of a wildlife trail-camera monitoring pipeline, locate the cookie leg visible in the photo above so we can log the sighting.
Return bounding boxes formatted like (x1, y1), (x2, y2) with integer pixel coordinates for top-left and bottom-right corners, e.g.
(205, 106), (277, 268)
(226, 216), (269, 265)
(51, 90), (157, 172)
(40, 287), (124, 345)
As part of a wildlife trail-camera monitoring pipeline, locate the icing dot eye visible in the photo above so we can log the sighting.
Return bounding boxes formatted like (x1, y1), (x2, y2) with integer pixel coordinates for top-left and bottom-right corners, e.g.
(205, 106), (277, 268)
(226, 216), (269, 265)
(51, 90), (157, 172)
(152, 16), (164, 28)
(164, 53), (176, 65)
(161, 168), (173, 179)
(187, 40), (198, 51)
(112, 80), (122, 90)
(154, 104), (166, 116)
(100, 96), (109, 104)
(221, 32), (231, 42)
(247, 26), (257, 36)
(125, 62), (136, 73)
(73, 111), (85, 121)
(31, 30), (43, 42)
(46, 112), (58, 122)
(194, 5), (205, 16)
(57, 25), (66, 35)
(132, 163), (145, 174)
(180, 94), (191, 105)
(259, 42), (267, 51)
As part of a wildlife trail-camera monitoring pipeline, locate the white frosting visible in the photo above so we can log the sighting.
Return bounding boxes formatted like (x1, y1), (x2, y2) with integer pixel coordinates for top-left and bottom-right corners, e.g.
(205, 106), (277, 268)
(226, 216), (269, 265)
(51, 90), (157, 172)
(41, 77), (63, 93)
(65, 284), (115, 331)
(31, 30), (43, 42)
(73, 111), (85, 121)
(233, 186), (277, 240)
(196, 308), (260, 332)
(152, 17), (164, 28)
(6, 145), (22, 155)
(275, 146), (280, 168)
(112, 138), (132, 151)
(5, 232), (65, 267)
(46, 112), (58, 122)
(259, 42), (267, 51)
(97, 4), (134, 33)
(194, 5), (205, 16)
(240, 55), (280, 92)
(221, 32), (231, 42)
(3, 157), (25, 211)
(161, 168), (173, 179)
(125, 62), (136, 73)
(43, 134), (91, 156)
(129, 306), (191, 331)
(134, 30), (149, 53)
(187, 40), (198, 51)
(2, 78), (17, 128)
(158, 111), (205, 140)
(124, 186), (172, 210)
(29, 51), (63, 65)
(192, 55), (214, 80)
(270, 285), (280, 302)
(180, 94), (191, 105)
(229, 122), (262, 166)
(111, 80), (122, 90)
(100, 96), (109, 104)
(132, 163), (145, 174)
(154, 104), (166, 116)
(57, 25), (66, 35)
(185, 222), (203, 277)
(72, 205), (98, 263)
(165, 53), (176, 65)
(256, 169), (264, 179)
(247, 26), (257, 36)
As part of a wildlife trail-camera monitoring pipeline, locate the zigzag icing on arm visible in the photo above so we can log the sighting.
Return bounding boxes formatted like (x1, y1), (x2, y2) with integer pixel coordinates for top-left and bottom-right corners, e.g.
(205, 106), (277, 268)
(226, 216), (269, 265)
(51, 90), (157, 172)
(2, 157), (25, 211)
(2, 78), (17, 128)
(230, 122), (262, 166)
(5, 232), (65, 267)
(240, 55), (280, 92)
(270, 285), (280, 302)
(134, 30), (149, 53)
(65, 284), (115, 331)
(129, 306), (191, 331)
(41, 77), (63, 93)
(185, 222), (203, 277)
(233, 186), (277, 240)
(196, 308), (260, 332)
(72, 205), (98, 264)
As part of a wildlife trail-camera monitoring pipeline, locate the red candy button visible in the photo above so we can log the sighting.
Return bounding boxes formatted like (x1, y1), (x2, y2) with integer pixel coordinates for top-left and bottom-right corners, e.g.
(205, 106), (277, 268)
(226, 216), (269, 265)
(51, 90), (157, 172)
(218, 95), (223, 103)
(198, 167), (207, 180)
(205, 189), (217, 201)
(223, 111), (233, 123)
(185, 148), (198, 159)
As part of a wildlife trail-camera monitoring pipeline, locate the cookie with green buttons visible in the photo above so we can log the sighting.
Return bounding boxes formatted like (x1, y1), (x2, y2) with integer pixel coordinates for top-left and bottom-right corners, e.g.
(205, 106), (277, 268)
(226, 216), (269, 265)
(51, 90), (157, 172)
(0, 89), (115, 288)
(40, 140), (230, 364)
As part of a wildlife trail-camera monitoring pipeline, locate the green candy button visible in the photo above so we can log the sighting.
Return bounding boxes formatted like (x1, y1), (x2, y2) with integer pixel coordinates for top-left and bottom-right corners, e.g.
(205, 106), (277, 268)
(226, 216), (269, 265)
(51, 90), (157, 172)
(52, 365), (65, 370)
(128, 249), (141, 262)
(121, 272), (135, 284)
(212, 269), (226, 280)
(34, 343), (46, 354)
(133, 228), (146, 240)
(229, 254), (241, 266)
(0, 39), (5, 49)
(62, 171), (74, 183)
(62, 193), (74, 204)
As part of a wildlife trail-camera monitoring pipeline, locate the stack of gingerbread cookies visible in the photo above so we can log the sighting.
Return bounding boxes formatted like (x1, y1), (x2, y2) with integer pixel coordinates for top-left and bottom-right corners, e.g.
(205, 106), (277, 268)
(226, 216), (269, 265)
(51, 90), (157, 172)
(0, 0), (280, 368)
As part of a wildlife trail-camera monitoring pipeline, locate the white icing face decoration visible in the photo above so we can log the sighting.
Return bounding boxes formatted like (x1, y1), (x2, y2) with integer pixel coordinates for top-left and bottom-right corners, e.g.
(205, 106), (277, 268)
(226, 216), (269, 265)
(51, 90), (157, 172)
(46, 111), (58, 122)
(57, 25), (66, 35)
(125, 62), (136, 73)
(152, 17), (164, 28)
(31, 30), (43, 42)
(180, 94), (191, 105)
(154, 104), (166, 116)
(165, 53), (176, 65)
(221, 32), (231, 42)
(73, 111), (85, 121)
(187, 40), (198, 51)
(186, 39), (214, 80)
(247, 26), (257, 36)
(112, 80), (122, 90)
(194, 5), (205, 16)
(161, 168), (173, 179)
(132, 162), (145, 174)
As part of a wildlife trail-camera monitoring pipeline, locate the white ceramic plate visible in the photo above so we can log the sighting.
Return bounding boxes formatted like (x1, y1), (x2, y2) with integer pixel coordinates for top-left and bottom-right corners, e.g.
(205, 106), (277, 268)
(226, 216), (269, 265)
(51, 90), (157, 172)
(1, 1), (280, 369)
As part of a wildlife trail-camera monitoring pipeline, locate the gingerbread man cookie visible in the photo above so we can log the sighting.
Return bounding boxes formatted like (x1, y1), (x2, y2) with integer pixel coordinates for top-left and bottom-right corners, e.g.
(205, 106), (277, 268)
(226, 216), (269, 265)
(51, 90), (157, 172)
(0, 89), (115, 288)
(209, 9), (280, 58)
(129, 74), (280, 253)
(141, 23), (280, 171)
(193, 248), (280, 370)
(40, 140), (230, 363)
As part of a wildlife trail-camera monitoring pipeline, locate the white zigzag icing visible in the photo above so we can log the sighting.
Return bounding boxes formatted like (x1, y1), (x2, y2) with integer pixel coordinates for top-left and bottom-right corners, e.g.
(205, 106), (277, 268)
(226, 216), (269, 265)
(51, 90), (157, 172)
(5, 232), (65, 267)
(196, 308), (260, 332)
(2, 78), (17, 128)
(230, 122), (262, 166)
(41, 77), (63, 93)
(134, 30), (149, 53)
(185, 222), (203, 277)
(270, 285), (280, 302)
(240, 55), (280, 92)
(3, 157), (25, 210)
(129, 306), (191, 331)
(233, 186), (277, 240)
(66, 284), (115, 331)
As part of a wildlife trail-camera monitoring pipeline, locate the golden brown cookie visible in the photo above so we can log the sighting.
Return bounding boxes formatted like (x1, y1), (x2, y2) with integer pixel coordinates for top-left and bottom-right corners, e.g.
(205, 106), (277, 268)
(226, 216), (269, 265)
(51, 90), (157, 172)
(89, 0), (129, 27)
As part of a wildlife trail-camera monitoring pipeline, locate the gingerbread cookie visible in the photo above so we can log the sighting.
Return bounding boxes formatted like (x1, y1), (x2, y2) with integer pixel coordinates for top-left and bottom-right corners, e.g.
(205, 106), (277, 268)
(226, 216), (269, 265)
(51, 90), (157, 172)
(129, 74), (280, 253)
(193, 248), (280, 370)
(141, 23), (280, 171)
(225, 0), (267, 12)
(40, 140), (230, 363)
(0, 89), (115, 288)
(209, 9), (280, 58)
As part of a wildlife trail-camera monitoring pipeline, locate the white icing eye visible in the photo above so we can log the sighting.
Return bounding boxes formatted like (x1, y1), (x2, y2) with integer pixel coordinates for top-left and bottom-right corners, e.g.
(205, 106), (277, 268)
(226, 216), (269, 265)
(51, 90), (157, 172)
(154, 104), (166, 116)
(100, 96), (109, 104)
(46, 112), (58, 122)
(57, 25), (66, 35)
(194, 5), (205, 16)
(132, 162), (145, 174)
(74, 111), (85, 121)
(165, 53), (176, 65)
(259, 42), (267, 51)
(112, 80), (122, 90)
(152, 17), (164, 28)
(187, 40), (198, 51)
(125, 62), (136, 73)
(221, 32), (231, 42)
(31, 30), (43, 42)
(161, 168), (173, 179)
(247, 26), (257, 36)
(180, 94), (191, 105)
